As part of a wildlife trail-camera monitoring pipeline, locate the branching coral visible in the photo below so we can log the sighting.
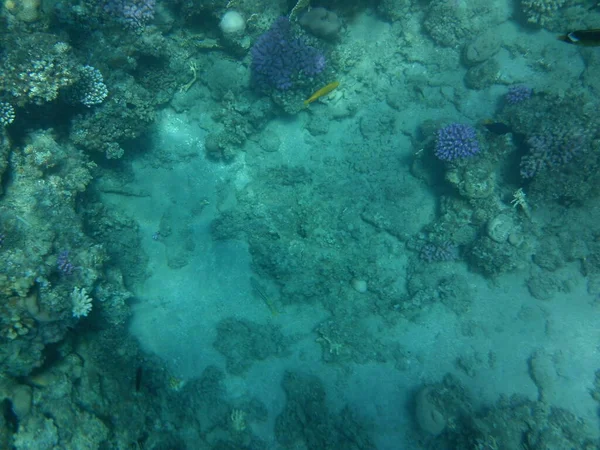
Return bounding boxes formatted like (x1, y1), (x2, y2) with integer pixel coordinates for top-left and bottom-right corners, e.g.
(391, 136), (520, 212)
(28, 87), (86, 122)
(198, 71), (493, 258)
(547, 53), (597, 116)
(0, 36), (78, 107)
(520, 0), (584, 26)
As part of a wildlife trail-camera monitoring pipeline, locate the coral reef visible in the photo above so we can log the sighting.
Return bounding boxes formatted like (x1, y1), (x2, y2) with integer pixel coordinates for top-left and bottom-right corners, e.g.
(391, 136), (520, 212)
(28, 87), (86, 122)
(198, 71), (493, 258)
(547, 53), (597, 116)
(502, 91), (600, 204)
(275, 371), (376, 449)
(0, 0), (598, 448)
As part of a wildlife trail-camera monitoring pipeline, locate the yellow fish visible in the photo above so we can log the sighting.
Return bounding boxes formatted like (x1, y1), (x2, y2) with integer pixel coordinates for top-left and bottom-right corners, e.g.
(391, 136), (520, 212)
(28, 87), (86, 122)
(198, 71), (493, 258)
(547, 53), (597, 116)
(304, 81), (340, 107)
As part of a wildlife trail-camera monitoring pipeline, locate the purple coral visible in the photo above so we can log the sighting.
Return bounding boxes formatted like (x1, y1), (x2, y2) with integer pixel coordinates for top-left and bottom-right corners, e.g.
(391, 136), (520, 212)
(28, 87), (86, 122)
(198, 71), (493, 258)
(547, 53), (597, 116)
(57, 250), (75, 275)
(505, 85), (533, 105)
(101, 0), (155, 29)
(420, 241), (458, 263)
(434, 123), (481, 161)
(251, 17), (326, 91)
(520, 123), (590, 178)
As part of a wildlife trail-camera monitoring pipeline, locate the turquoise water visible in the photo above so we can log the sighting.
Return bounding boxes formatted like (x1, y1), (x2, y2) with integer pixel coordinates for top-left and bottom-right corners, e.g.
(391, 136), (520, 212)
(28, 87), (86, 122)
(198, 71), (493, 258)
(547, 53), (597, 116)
(0, 1), (599, 449)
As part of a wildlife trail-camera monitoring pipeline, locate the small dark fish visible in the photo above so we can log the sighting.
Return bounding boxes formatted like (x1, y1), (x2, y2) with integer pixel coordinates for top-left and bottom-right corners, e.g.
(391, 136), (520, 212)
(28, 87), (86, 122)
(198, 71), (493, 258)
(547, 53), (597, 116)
(135, 366), (143, 392)
(250, 278), (279, 316)
(2, 399), (18, 432)
(483, 121), (512, 135)
(557, 29), (600, 46)
(481, 121), (527, 149)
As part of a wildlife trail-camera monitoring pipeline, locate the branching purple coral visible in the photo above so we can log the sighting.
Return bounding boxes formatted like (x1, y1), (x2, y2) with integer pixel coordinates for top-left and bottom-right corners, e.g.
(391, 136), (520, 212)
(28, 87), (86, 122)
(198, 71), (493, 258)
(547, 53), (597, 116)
(420, 241), (458, 263)
(251, 17), (326, 91)
(57, 250), (75, 275)
(520, 123), (590, 178)
(505, 85), (532, 105)
(434, 123), (481, 161)
(101, 0), (155, 29)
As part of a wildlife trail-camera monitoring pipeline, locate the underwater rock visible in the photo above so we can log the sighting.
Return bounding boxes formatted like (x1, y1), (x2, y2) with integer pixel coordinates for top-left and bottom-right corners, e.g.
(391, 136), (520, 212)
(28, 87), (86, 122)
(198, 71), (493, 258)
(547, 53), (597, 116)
(463, 171), (495, 199)
(527, 272), (559, 300)
(214, 318), (289, 375)
(206, 59), (248, 101)
(486, 213), (514, 243)
(351, 279), (368, 293)
(307, 114), (330, 136)
(528, 350), (559, 403)
(299, 7), (342, 40)
(588, 273), (600, 296)
(12, 416), (59, 449)
(508, 232), (524, 247)
(532, 237), (564, 271)
(10, 385), (32, 419)
(446, 167), (495, 200)
(6, 0), (41, 23)
(464, 59), (500, 90)
(219, 11), (245, 35)
(204, 133), (225, 160)
(415, 387), (446, 436)
(469, 236), (519, 276)
(258, 130), (281, 152)
(463, 31), (501, 66)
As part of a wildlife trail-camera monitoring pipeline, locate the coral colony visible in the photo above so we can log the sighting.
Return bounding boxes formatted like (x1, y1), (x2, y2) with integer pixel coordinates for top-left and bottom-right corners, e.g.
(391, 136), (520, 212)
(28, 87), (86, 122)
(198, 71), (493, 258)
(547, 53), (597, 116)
(420, 241), (458, 263)
(101, 0), (156, 28)
(251, 17), (326, 91)
(505, 85), (533, 105)
(520, 123), (589, 178)
(434, 123), (481, 161)
(57, 250), (75, 275)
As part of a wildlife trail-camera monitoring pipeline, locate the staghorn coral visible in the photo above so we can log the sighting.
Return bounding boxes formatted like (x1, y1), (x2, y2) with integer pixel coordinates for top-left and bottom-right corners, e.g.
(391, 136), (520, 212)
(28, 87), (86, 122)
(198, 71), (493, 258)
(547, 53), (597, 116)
(71, 287), (92, 318)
